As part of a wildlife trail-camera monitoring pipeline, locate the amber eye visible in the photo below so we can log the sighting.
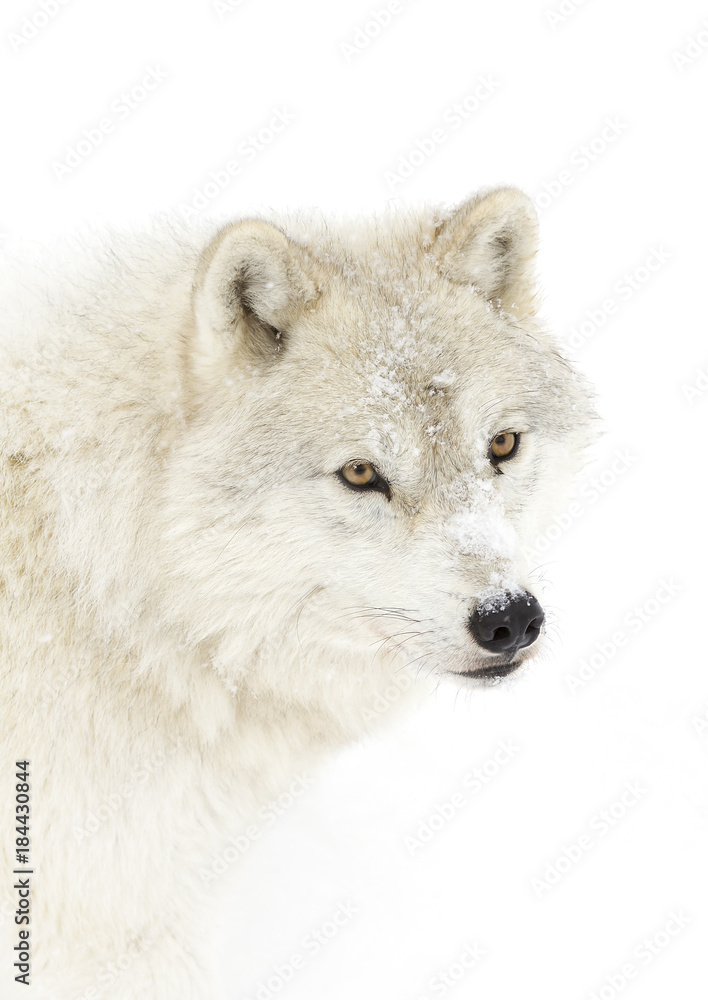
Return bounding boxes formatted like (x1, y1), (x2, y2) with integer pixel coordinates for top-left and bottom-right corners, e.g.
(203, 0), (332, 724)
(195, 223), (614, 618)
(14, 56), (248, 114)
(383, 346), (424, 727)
(341, 461), (376, 486)
(490, 431), (520, 463)
(338, 461), (391, 498)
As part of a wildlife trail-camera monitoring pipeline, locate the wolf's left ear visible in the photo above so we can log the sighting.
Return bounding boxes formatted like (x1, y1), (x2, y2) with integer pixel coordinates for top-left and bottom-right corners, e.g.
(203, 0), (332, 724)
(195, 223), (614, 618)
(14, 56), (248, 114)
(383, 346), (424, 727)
(192, 219), (321, 365)
(433, 187), (539, 318)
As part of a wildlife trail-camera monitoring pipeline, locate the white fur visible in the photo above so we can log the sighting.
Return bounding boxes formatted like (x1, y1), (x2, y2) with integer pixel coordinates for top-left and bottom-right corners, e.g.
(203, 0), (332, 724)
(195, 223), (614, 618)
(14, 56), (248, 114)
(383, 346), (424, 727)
(0, 189), (594, 998)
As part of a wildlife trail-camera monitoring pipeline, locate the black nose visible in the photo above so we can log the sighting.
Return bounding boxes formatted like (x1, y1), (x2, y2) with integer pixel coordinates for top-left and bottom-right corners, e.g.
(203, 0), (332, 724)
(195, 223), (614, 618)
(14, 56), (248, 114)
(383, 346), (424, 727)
(469, 591), (544, 656)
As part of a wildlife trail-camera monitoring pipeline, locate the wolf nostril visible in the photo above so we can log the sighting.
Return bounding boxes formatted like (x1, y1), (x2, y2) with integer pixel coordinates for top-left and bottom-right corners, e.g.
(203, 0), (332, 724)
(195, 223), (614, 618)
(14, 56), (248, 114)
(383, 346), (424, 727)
(469, 591), (545, 655)
(525, 616), (543, 641)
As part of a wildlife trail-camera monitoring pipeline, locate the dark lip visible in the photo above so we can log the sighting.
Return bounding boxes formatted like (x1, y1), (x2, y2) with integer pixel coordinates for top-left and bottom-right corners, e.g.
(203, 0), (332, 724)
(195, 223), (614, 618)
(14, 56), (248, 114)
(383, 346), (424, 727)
(457, 660), (522, 680)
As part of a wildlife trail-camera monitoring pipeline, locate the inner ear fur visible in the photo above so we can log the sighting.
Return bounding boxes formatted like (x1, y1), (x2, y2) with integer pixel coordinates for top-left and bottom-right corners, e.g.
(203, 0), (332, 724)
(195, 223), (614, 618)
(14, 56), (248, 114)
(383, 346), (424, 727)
(192, 219), (321, 363)
(433, 187), (539, 319)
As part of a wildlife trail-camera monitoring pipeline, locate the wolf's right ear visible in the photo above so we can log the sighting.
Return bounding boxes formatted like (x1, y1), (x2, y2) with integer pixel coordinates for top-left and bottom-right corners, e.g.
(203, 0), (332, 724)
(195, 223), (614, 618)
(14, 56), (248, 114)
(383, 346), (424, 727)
(192, 220), (320, 365)
(433, 187), (539, 319)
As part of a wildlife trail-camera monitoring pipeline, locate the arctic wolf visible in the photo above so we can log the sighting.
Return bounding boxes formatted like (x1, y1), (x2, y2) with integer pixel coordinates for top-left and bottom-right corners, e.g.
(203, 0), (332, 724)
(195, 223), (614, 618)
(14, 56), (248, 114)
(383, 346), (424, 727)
(0, 187), (593, 998)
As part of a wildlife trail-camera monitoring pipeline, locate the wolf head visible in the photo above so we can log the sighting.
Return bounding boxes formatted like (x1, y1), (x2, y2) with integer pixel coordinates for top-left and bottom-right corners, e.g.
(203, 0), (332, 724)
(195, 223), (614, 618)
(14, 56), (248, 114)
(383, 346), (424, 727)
(161, 188), (594, 704)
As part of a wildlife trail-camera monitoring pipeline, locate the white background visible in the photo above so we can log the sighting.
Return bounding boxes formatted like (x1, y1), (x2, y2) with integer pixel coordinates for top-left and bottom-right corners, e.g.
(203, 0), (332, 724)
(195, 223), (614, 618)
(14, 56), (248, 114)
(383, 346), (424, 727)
(2, 0), (707, 997)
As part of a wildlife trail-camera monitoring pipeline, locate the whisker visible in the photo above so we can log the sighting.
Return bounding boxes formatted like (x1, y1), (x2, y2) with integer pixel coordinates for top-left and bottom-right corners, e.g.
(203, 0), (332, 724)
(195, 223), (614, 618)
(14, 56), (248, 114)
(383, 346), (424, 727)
(335, 605), (426, 625)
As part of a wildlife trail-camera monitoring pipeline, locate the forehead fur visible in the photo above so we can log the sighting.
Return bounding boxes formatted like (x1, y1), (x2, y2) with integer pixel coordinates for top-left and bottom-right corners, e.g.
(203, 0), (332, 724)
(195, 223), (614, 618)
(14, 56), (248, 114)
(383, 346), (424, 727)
(263, 207), (591, 451)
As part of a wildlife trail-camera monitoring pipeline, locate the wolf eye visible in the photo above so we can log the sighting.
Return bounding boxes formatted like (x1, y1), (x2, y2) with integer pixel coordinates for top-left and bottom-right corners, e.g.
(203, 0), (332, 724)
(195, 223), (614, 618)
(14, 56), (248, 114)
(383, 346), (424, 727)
(338, 461), (391, 498)
(489, 431), (520, 464)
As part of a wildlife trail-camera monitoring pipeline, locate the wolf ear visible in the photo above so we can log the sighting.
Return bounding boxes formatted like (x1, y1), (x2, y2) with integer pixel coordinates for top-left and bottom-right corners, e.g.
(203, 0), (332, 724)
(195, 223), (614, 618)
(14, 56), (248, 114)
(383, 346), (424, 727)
(192, 220), (320, 363)
(433, 187), (539, 318)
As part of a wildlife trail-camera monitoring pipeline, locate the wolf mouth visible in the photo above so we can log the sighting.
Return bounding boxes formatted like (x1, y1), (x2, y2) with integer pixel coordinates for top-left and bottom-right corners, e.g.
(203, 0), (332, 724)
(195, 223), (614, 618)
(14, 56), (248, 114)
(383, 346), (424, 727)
(459, 660), (522, 680)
